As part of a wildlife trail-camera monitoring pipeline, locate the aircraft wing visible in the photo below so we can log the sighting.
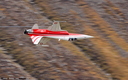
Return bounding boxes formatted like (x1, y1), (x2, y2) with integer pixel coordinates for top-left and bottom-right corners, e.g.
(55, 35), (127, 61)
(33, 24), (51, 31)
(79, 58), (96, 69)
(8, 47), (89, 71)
(48, 21), (61, 31)
(38, 37), (51, 45)
(45, 36), (69, 41)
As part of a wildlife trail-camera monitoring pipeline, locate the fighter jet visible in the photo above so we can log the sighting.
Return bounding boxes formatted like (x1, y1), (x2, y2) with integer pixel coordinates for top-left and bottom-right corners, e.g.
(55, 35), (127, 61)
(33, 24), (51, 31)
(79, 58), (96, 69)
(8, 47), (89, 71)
(24, 21), (94, 46)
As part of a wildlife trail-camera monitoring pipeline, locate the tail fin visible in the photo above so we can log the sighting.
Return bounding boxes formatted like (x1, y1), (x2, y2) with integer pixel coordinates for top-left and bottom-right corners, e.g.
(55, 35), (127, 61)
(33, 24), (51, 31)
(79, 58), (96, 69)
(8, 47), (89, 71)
(32, 24), (39, 29)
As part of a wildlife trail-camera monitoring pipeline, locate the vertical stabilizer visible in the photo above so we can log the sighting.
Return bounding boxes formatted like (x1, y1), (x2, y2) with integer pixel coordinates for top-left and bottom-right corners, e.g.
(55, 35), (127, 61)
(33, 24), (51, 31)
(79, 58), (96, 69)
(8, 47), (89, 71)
(32, 24), (39, 29)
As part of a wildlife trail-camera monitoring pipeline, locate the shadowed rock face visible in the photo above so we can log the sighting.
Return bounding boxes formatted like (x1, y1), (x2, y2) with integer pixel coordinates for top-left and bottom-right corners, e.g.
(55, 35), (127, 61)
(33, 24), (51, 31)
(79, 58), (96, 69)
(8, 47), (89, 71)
(0, 0), (128, 80)
(0, 47), (37, 80)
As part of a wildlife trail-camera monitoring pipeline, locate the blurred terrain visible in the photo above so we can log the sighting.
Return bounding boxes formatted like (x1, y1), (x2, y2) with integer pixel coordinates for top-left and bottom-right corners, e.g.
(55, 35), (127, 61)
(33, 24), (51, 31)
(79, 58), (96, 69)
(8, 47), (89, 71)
(0, 0), (128, 80)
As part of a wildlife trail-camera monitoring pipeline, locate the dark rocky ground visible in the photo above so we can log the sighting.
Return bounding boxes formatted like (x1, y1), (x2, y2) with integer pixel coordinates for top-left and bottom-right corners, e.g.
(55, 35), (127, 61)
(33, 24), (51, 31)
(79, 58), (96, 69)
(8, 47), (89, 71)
(0, 0), (128, 80)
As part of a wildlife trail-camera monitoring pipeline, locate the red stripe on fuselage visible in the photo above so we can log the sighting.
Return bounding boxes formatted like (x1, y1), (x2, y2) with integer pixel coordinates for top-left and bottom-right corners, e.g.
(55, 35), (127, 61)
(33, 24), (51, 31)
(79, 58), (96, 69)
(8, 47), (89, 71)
(28, 33), (84, 37)
(33, 29), (69, 35)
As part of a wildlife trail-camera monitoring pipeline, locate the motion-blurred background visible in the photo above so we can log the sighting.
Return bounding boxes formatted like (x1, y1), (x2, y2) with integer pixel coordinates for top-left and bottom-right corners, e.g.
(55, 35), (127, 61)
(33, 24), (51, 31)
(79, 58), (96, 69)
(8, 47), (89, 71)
(0, 0), (128, 80)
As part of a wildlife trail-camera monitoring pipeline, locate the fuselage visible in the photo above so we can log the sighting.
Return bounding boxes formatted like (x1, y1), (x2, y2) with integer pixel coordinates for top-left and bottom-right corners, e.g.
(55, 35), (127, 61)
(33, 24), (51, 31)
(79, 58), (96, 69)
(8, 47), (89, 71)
(33, 29), (69, 35)
(24, 22), (94, 46)
(24, 29), (69, 35)
(24, 29), (94, 41)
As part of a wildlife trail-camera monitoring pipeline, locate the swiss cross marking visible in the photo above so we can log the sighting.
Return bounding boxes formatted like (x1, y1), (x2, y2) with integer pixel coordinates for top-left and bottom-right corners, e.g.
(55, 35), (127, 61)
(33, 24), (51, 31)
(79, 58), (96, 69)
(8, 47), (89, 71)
(54, 22), (58, 24)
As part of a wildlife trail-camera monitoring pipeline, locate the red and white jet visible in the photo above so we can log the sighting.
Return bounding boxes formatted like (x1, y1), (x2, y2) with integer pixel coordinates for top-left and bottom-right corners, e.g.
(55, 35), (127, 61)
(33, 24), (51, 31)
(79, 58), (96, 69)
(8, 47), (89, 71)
(24, 21), (94, 46)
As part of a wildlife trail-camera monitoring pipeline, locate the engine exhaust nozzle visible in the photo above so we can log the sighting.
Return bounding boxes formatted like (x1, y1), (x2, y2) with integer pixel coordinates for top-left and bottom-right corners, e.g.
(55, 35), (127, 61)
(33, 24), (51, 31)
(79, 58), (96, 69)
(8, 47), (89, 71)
(24, 30), (28, 34)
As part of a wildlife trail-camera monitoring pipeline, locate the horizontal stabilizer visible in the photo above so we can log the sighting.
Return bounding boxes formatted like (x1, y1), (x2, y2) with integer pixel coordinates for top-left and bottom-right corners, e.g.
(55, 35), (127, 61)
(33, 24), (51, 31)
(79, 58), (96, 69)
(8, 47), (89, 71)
(29, 34), (50, 45)
(29, 35), (43, 44)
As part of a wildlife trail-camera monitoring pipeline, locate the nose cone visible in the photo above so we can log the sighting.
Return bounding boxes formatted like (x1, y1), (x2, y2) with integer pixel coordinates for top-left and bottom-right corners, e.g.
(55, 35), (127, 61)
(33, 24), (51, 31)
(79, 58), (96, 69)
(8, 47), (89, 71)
(24, 30), (28, 34)
(84, 35), (94, 38)
(88, 36), (94, 38)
